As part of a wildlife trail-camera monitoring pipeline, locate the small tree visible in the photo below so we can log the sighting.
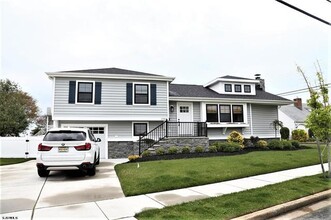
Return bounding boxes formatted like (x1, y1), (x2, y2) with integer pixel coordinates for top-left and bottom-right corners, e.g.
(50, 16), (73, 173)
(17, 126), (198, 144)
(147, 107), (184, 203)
(270, 119), (283, 138)
(298, 63), (331, 178)
(0, 79), (39, 136)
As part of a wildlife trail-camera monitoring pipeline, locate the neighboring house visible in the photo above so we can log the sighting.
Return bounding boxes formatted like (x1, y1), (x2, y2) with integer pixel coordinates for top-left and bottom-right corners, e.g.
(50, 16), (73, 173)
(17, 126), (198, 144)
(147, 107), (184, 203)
(279, 98), (310, 137)
(46, 68), (292, 158)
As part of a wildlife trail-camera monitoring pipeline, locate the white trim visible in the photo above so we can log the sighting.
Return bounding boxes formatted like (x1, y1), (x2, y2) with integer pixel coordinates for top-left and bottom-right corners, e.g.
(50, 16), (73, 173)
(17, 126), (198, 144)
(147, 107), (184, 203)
(204, 77), (260, 87)
(46, 72), (175, 82)
(132, 122), (149, 138)
(207, 123), (249, 128)
(75, 80), (95, 105)
(52, 77), (56, 119)
(177, 102), (193, 122)
(53, 116), (166, 121)
(132, 82), (150, 106)
(167, 82), (170, 119)
(61, 123), (108, 159)
(250, 103), (254, 136)
(170, 96), (292, 105)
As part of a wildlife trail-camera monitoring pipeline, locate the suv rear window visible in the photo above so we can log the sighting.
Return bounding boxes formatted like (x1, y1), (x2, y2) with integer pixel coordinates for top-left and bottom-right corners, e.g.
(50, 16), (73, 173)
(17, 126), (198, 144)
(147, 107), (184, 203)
(43, 131), (87, 141)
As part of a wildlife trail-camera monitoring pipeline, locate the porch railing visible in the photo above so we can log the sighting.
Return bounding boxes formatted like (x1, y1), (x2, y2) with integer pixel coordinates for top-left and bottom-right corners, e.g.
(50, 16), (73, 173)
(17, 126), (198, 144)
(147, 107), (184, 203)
(138, 120), (207, 155)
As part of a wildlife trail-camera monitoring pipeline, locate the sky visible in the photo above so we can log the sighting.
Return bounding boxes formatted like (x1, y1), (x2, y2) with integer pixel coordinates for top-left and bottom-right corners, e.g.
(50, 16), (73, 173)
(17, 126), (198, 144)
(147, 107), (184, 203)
(1, 0), (330, 114)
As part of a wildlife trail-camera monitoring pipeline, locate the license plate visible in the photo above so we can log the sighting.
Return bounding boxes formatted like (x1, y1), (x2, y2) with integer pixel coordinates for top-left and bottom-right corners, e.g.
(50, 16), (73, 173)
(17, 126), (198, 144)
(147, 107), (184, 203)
(58, 147), (69, 153)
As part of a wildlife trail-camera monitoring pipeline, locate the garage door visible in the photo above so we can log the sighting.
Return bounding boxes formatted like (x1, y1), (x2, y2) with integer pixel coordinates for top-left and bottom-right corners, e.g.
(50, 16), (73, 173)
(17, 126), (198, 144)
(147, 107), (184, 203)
(62, 125), (107, 159)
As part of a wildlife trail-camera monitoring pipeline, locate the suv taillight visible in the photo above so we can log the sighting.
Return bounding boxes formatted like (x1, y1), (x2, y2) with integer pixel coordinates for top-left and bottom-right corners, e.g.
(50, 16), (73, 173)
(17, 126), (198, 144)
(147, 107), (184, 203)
(74, 143), (91, 151)
(38, 143), (53, 151)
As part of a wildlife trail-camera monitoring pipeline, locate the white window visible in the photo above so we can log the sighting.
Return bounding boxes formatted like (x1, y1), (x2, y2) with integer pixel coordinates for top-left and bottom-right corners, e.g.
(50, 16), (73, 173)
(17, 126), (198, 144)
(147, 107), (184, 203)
(133, 123), (148, 136)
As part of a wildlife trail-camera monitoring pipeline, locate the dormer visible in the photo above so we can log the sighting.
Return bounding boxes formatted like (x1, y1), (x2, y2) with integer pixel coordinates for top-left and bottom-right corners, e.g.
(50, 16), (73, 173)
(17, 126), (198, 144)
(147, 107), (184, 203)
(204, 75), (261, 96)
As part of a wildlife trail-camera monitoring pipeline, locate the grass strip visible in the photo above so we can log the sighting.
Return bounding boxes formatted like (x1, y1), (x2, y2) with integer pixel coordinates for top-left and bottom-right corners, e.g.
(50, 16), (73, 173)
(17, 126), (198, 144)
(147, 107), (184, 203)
(136, 174), (331, 220)
(0, 158), (34, 166)
(116, 147), (326, 196)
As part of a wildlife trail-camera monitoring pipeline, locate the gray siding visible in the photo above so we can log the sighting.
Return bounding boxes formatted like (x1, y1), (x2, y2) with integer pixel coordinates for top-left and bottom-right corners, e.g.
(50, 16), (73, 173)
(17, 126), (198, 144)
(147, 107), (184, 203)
(251, 104), (279, 138)
(242, 103), (252, 136)
(53, 77), (168, 120)
(193, 102), (201, 122)
(169, 101), (177, 122)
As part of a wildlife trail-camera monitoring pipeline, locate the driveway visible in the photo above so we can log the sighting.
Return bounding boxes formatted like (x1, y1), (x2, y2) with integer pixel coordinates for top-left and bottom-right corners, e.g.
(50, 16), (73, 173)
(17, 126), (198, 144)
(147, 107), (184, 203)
(0, 159), (127, 214)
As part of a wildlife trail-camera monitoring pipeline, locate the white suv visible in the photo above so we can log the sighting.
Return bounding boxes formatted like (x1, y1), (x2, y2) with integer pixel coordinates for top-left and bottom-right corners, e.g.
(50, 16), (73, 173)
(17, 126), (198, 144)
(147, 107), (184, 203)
(36, 128), (101, 177)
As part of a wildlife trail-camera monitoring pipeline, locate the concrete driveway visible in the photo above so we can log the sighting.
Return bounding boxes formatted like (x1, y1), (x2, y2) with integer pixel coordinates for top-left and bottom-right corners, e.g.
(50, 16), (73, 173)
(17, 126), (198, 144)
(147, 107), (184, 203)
(0, 159), (127, 215)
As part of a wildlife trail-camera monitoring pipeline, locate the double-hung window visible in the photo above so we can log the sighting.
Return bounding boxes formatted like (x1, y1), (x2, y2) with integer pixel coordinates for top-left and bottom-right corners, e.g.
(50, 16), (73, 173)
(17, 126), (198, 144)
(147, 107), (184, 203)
(206, 104), (218, 122)
(134, 84), (149, 104)
(206, 104), (244, 123)
(77, 82), (93, 103)
(133, 123), (148, 136)
(232, 105), (244, 122)
(219, 105), (231, 122)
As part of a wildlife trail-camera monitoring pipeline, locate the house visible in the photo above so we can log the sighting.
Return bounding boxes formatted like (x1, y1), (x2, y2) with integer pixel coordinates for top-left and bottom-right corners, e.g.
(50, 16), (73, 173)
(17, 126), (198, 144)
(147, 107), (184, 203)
(279, 98), (310, 137)
(46, 68), (292, 158)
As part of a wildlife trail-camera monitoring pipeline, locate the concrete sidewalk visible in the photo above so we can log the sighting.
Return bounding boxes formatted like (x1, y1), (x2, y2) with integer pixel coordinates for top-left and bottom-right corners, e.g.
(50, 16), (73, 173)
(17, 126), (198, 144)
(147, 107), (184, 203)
(1, 163), (328, 220)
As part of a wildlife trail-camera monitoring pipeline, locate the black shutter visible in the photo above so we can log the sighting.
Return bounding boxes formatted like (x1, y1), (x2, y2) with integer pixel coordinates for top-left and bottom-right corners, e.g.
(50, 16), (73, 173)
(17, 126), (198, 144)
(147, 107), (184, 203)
(151, 84), (157, 105)
(126, 83), (133, 105)
(95, 82), (102, 104)
(68, 81), (76, 104)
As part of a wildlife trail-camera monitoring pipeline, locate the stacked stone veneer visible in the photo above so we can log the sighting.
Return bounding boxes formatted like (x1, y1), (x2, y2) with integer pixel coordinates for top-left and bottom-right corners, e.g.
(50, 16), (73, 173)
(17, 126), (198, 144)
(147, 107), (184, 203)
(108, 137), (210, 158)
(154, 137), (209, 152)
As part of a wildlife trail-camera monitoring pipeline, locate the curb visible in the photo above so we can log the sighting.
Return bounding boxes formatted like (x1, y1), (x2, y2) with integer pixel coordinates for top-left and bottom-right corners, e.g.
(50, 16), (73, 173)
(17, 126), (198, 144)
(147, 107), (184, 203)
(232, 189), (331, 220)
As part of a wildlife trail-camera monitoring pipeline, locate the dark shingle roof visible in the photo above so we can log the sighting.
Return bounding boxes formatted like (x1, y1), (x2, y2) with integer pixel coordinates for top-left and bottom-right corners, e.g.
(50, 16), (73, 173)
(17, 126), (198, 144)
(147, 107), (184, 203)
(169, 84), (290, 101)
(59, 67), (164, 77)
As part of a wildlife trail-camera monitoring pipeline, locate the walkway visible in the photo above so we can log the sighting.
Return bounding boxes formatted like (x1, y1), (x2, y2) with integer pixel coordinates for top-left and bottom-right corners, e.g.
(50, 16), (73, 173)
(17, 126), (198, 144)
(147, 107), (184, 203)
(0, 162), (328, 220)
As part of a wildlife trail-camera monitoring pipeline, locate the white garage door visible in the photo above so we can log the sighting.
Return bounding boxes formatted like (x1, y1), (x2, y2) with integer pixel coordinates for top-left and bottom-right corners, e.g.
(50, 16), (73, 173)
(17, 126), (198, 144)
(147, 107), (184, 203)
(62, 125), (107, 159)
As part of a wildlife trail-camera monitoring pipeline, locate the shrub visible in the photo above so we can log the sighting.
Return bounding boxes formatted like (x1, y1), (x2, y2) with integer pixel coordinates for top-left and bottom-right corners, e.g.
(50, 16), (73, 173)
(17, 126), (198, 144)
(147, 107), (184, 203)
(212, 142), (226, 152)
(181, 146), (191, 154)
(292, 129), (308, 142)
(281, 140), (292, 150)
(268, 140), (284, 150)
(280, 127), (290, 140)
(155, 147), (165, 155)
(194, 146), (205, 153)
(208, 145), (217, 153)
(227, 131), (244, 146)
(250, 136), (260, 147)
(290, 140), (300, 149)
(256, 140), (268, 149)
(128, 155), (140, 161)
(168, 146), (178, 154)
(222, 142), (243, 152)
(141, 150), (151, 157)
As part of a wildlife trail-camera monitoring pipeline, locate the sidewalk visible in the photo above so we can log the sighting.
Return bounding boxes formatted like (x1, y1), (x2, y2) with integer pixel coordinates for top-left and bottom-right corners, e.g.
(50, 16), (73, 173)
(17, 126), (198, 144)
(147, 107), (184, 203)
(1, 163), (328, 220)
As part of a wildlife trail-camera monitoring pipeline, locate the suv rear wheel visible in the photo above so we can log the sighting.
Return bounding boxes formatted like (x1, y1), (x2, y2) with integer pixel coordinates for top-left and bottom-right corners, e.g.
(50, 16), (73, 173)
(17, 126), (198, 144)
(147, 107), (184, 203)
(87, 166), (96, 176)
(38, 169), (50, 177)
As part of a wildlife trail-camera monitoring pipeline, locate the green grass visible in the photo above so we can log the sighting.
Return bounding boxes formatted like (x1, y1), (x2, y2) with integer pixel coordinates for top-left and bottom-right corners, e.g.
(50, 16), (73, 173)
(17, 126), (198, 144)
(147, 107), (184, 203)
(116, 147), (326, 196)
(136, 174), (331, 220)
(0, 158), (34, 166)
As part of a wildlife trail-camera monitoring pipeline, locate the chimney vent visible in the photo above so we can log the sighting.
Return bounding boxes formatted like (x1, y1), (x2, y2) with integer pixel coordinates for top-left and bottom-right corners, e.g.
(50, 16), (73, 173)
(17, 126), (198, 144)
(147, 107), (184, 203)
(294, 98), (302, 110)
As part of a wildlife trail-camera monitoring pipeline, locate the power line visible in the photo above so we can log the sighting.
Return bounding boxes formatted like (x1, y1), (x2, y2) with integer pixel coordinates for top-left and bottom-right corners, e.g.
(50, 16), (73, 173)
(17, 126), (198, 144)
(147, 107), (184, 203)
(276, 83), (331, 96)
(275, 0), (331, 26)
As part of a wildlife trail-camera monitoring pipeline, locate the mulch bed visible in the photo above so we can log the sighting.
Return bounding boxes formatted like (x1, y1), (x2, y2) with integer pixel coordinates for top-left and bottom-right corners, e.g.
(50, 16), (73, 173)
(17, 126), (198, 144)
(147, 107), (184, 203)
(130, 146), (310, 162)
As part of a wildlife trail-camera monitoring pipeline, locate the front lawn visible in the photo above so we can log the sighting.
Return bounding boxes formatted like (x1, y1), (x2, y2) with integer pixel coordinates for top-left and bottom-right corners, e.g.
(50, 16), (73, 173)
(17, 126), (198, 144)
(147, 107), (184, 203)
(116, 146), (326, 196)
(0, 158), (34, 166)
(136, 174), (331, 219)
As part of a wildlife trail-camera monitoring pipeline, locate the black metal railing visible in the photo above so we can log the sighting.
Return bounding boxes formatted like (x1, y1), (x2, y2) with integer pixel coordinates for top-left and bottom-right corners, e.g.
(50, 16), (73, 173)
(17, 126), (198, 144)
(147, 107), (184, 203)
(138, 120), (207, 155)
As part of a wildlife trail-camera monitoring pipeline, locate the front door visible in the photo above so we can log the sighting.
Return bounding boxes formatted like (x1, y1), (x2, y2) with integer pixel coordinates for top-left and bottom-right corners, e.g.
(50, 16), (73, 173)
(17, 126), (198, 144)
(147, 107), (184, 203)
(177, 102), (194, 136)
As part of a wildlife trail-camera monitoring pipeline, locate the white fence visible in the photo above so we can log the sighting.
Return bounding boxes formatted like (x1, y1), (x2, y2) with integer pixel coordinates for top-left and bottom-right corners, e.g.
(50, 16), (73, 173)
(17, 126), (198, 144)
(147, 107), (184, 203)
(0, 136), (43, 158)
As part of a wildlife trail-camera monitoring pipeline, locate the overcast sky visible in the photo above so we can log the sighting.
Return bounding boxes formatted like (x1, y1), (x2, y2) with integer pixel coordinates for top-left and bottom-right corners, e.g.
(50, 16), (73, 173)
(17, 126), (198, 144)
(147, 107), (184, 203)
(1, 0), (330, 114)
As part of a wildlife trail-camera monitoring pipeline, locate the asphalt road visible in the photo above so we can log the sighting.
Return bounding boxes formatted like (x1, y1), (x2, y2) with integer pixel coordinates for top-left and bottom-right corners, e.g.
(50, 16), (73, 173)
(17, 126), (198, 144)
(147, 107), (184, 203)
(297, 205), (331, 220)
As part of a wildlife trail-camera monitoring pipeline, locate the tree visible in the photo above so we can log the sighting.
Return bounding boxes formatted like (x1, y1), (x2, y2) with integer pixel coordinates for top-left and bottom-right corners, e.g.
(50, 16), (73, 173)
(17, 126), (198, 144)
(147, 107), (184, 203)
(30, 114), (48, 136)
(0, 79), (39, 136)
(297, 63), (331, 178)
(270, 119), (283, 138)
